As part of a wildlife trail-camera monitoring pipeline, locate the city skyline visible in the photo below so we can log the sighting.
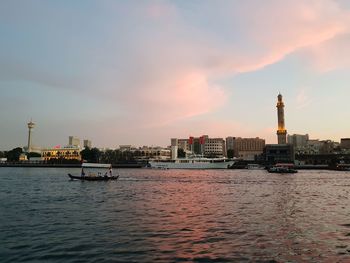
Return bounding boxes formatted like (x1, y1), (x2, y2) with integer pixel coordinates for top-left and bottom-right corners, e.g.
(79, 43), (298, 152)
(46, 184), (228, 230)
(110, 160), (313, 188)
(1, 1), (350, 149)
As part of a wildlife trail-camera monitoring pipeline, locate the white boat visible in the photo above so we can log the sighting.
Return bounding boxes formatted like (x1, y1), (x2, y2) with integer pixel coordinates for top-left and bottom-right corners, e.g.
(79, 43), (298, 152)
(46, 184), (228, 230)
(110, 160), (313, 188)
(148, 157), (234, 169)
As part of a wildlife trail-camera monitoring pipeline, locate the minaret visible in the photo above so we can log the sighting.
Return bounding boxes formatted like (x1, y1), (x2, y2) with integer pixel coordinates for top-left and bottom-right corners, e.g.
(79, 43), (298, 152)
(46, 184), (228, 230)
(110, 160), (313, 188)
(27, 119), (35, 153)
(276, 94), (287, 144)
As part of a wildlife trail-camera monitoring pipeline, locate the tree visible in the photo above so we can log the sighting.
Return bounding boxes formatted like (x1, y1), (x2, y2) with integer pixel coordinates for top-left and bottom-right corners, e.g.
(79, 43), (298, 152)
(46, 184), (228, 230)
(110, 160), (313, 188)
(177, 148), (186, 158)
(227, 149), (234, 159)
(81, 147), (101, 163)
(6, 147), (23, 162)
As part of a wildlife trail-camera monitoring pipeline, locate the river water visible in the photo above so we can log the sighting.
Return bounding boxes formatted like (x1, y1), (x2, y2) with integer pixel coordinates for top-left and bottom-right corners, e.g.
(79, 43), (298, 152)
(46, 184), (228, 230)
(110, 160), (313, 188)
(1, 168), (350, 262)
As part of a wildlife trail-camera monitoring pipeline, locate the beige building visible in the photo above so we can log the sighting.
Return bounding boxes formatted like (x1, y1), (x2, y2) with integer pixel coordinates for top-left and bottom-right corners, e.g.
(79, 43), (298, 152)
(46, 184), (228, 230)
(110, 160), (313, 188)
(42, 146), (81, 161)
(69, 136), (80, 147)
(226, 137), (265, 160)
(202, 136), (226, 157)
(135, 146), (171, 160)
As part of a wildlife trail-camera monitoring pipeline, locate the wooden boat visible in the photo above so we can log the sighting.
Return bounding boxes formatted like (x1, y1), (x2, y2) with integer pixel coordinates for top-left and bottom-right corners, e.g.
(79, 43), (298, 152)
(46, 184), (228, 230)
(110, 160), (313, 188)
(68, 163), (119, 181)
(68, 174), (119, 181)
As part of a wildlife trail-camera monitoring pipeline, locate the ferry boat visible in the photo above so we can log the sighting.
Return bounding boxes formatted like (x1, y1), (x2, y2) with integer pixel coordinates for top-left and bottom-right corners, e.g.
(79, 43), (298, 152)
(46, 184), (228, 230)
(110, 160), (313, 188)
(148, 157), (234, 169)
(68, 163), (119, 181)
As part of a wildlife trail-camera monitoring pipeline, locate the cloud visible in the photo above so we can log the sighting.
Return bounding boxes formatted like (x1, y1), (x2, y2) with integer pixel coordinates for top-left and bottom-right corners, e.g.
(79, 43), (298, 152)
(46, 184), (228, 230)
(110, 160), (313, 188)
(1, 0), (350, 147)
(296, 87), (313, 109)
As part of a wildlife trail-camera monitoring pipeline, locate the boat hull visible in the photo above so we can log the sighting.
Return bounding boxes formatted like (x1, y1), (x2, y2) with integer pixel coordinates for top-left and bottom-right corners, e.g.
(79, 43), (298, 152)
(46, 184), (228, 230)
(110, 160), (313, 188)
(267, 169), (297, 174)
(68, 174), (119, 181)
(148, 160), (234, 169)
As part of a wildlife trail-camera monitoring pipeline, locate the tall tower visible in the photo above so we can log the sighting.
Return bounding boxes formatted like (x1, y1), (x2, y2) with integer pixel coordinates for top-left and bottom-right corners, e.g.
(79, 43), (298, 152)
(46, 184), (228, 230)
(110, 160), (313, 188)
(276, 93), (287, 144)
(27, 119), (35, 153)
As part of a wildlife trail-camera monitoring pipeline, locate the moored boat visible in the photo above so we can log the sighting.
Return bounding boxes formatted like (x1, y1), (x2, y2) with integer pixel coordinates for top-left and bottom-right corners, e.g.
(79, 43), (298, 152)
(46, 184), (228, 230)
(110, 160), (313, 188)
(148, 157), (234, 169)
(68, 163), (119, 181)
(267, 163), (297, 174)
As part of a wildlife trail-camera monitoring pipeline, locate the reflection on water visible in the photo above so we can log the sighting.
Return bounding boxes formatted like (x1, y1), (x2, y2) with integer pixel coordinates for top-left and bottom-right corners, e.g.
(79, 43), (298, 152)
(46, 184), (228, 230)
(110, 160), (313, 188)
(1, 168), (350, 262)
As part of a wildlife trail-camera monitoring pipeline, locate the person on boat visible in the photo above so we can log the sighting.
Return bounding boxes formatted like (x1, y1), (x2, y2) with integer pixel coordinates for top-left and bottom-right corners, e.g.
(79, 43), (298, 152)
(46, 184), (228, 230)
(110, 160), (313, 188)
(81, 168), (86, 177)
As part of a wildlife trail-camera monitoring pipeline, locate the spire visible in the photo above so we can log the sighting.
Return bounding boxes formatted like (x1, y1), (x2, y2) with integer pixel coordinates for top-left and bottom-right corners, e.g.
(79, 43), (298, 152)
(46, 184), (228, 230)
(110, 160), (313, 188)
(276, 93), (287, 144)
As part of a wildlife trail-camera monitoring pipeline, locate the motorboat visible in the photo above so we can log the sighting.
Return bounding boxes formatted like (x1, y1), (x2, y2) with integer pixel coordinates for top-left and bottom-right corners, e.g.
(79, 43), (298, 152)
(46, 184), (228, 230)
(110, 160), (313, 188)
(267, 163), (298, 173)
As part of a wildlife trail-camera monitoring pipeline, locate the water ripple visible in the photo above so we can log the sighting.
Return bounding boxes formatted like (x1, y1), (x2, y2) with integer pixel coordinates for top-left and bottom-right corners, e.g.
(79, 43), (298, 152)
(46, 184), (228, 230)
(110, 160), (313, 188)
(1, 168), (350, 262)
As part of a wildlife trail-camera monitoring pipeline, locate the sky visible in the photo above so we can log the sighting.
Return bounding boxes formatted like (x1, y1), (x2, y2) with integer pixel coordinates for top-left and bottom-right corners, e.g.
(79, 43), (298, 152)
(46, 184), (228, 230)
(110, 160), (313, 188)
(1, 0), (350, 150)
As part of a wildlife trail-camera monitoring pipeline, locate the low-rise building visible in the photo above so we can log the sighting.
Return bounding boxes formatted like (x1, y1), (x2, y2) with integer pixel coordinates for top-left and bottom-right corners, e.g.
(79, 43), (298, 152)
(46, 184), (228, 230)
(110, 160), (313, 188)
(287, 134), (309, 151)
(340, 138), (350, 150)
(264, 144), (295, 164)
(175, 135), (226, 157)
(42, 146), (81, 161)
(226, 137), (265, 160)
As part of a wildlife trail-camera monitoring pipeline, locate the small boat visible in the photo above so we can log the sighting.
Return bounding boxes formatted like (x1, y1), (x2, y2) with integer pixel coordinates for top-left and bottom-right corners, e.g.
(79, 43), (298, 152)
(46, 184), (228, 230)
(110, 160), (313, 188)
(267, 163), (298, 174)
(68, 163), (119, 181)
(246, 164), (265, 170)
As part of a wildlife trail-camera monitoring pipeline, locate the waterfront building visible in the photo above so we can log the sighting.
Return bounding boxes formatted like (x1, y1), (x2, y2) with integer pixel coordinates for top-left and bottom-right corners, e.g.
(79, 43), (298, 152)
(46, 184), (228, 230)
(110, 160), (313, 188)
(226, 137), (265, 160)
(68, 136), (80, 148)
(135, 146), (171, 160)
(287, 134), (309, 152)
(19, 153), (28, 161)
(340, 138), (350, 150)
(171, 138), (178, 159)
(83, 139), (92, 148)
(175, 135), (226, 157)
(42, 146), (81, 161)
(276, 93), (287, 144)
(264, 144), (295, 164)
(202, 136), (226, 157)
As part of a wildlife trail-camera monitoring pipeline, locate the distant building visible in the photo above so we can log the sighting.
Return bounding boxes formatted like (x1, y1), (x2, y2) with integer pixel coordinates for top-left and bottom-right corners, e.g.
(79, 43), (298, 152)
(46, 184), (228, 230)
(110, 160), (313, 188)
(42, 146), (81, 161)
(264, 144), (294, 164)
(69, 136), (80, 148)
(304, 139), (323, 154)
(135, 146), (171, 160)
(19, 153), (28, 161)
(171, 138), (178, 159)
(287, 134), (309, 152)
(202, 136), (226, 157)
(340, 138), (350, 150)
(319, 140), (336, 154)
(226, 137), (265, 160)
(83, 139), (92, 148)
(176, 135), (226, 157)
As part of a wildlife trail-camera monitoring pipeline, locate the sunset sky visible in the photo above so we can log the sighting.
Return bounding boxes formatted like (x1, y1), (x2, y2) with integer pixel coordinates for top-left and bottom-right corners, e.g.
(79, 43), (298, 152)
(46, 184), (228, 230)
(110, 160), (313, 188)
(1, 0), (350, 149)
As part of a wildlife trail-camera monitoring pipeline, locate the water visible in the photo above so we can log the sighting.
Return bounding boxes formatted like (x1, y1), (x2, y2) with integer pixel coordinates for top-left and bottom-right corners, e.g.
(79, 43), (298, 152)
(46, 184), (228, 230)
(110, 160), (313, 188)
(1, 168), (350, 262)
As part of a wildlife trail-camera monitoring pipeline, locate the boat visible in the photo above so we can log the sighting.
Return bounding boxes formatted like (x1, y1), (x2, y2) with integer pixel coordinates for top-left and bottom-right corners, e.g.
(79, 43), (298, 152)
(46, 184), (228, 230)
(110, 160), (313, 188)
(267, 163), (298, 174)
(68, 163), (119, 181)
(148, 156), (234, 169)
(246, 164), (265, 170)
